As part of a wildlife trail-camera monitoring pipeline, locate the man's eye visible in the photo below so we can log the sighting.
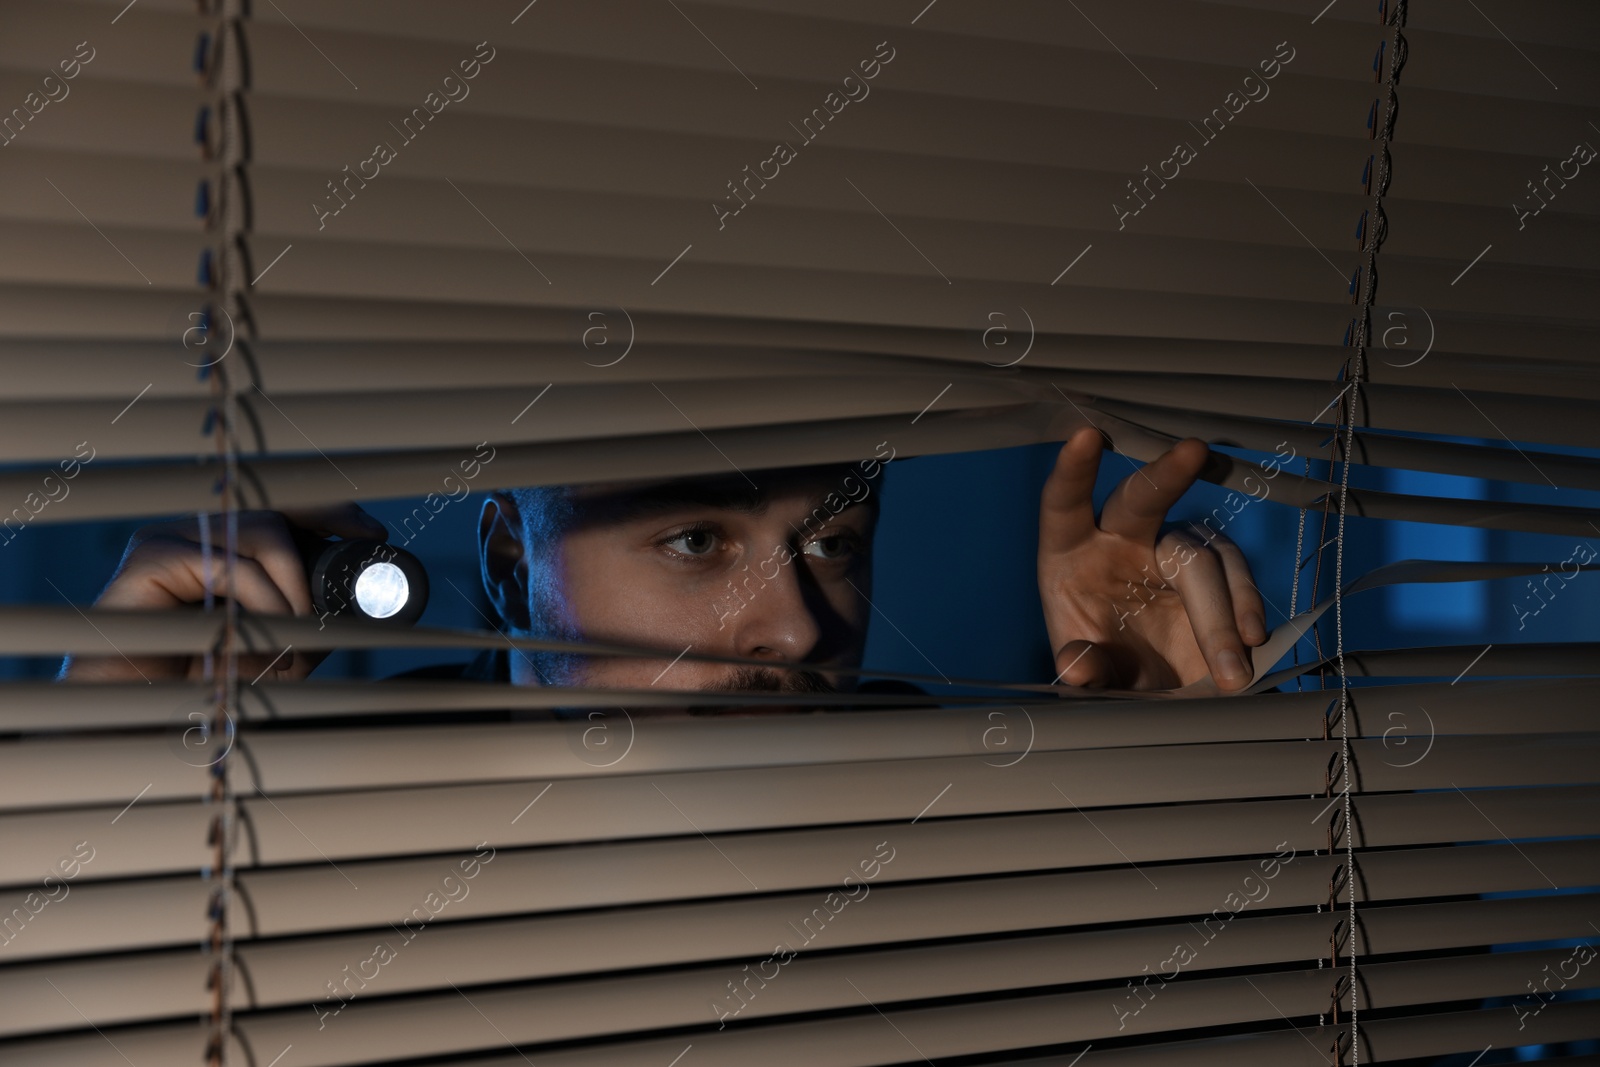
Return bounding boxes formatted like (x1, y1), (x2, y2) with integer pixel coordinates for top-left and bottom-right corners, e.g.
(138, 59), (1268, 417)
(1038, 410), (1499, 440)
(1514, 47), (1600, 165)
(662, 528), (721, 556)
(802, 534), (858, 561)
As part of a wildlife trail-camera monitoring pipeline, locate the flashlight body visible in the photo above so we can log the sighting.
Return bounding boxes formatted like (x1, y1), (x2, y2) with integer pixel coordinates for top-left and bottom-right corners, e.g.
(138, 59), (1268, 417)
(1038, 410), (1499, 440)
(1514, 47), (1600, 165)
(293, 532), (430, 626)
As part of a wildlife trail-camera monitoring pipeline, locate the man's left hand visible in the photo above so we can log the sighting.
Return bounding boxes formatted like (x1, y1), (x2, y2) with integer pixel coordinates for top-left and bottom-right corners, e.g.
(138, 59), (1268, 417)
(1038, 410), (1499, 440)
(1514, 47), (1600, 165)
(1037, 428), (1268, 693)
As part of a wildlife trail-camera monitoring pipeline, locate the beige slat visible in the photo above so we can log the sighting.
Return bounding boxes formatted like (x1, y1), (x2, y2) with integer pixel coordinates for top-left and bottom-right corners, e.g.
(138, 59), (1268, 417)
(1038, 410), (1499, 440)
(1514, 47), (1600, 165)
(0, 218), (202, 291)
(0, 73), (192, 159)
(0, 372), (1023, 461)
(235, 164), (1597, 279)
(0, 338), (931, 402)
(1088, 403), (1600, 534)
(700, 0), (1600, 57)
(235, 203), (1596, 319)
(233, 13), (1592, 154)
(3, 696), (1599, 810)
(234, 76), (1587, 216)
(4, 329), (1600, 404)
(2, 695), (1598, 815)
(0, 0), (195, 84)
(0, 152), (203, 235)
(53, 0), (1600, 58)
(3, 889), (1592, 1039)
(1092, 396), (1600, 491)
(0, 401), (1068, 524)
(2, 781), (1591, 905)
(2, 401), (1593, 532)
(8, 673), (1597, 741)
(1271, 643), (1600, 683)
(1059, 372), (1600, 450)
(3, 280), (1589, 368)
(227, 0), (1598, 105)
(987, 1000), (1600, 1066)
(222, 947), (1600, 1064)
(2, 835), (1590, 965)
(3, 944), (1591, 1067)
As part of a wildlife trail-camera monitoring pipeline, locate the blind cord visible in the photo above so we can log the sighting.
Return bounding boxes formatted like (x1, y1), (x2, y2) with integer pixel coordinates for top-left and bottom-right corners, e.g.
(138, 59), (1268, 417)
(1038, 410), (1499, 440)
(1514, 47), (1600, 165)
(1333, 4), (1408, 1061)
(201, 2), (249, 1063)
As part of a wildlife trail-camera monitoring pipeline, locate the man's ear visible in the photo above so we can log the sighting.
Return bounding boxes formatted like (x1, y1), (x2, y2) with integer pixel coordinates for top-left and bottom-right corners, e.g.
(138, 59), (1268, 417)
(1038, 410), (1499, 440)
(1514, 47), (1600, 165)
(479, 492), (530, 630)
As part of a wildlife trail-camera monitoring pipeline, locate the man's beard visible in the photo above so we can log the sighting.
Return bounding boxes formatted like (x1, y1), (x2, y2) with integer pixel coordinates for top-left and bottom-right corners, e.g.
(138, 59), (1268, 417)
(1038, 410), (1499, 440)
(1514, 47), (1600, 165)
(686, 665), (837, 714)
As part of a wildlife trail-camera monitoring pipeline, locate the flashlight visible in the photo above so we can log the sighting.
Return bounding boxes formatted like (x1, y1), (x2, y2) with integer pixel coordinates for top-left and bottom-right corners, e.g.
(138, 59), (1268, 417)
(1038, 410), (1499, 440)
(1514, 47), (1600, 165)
(295, 532), (430, 626)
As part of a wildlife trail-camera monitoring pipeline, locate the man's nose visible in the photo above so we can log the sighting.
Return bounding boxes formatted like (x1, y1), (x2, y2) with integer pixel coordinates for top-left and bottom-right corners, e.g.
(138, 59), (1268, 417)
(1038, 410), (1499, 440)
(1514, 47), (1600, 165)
(722, 557), (822, 663)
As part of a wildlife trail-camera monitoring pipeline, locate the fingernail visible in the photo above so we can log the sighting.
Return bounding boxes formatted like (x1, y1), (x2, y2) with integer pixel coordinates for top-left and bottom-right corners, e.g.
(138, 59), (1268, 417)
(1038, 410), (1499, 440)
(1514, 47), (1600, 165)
(1245, 612), (1266, 643)
(1217, 649), (1248, 685)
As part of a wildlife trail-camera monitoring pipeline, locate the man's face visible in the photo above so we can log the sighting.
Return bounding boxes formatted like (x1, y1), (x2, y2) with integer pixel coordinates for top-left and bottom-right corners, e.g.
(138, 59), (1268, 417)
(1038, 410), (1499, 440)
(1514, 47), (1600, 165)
(482, 467), (878, 694)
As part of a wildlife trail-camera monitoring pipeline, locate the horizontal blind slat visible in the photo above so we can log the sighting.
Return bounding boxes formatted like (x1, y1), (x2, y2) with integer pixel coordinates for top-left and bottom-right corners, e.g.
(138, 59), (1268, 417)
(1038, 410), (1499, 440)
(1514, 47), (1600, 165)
(7, 892), (1593, 1039)
(4, 946), (1593, 1066)
(2, 837), (1589, 964)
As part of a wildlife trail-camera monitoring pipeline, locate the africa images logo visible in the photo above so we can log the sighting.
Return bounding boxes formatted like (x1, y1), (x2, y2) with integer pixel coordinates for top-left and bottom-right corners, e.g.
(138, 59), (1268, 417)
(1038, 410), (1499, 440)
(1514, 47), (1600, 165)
(312, 42), (497, 229)
(711, 41), (897, 231)
(1113, 41), (1297, 230)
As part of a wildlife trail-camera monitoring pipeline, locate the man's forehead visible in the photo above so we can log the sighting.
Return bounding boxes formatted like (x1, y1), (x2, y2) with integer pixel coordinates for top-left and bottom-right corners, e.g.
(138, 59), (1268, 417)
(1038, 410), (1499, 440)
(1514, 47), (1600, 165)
(570, 465), (872, 522)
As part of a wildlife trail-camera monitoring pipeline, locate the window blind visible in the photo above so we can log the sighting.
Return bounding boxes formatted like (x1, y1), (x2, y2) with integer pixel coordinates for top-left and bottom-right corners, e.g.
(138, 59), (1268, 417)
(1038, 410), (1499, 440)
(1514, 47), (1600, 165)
(0, 0), (1596, 1064)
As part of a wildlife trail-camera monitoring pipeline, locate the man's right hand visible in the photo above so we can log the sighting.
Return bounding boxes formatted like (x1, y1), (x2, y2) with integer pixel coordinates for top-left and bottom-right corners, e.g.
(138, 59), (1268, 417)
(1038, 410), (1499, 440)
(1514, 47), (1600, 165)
(60, 503), (388, 683)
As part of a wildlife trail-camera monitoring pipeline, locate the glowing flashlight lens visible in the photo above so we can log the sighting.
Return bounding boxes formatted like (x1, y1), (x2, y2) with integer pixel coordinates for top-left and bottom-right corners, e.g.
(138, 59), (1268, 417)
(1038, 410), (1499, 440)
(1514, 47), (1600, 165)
(354, 562), (409, 619)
